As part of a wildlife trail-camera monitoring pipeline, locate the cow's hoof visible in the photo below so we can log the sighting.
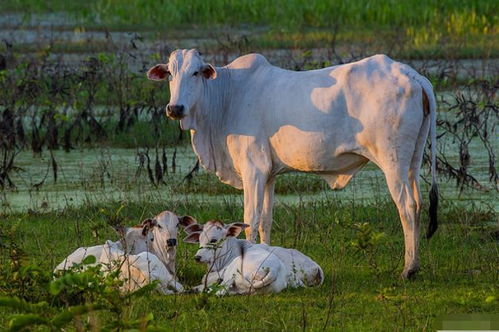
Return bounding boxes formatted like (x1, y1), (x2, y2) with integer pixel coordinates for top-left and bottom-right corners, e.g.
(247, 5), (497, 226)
(400, 267), (419, 280)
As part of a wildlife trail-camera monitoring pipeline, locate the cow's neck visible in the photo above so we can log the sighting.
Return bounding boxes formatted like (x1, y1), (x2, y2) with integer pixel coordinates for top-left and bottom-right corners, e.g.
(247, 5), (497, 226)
(150, 239), (176, 275)
(211, 237), (249, 272)
(189, 68), (240, 186)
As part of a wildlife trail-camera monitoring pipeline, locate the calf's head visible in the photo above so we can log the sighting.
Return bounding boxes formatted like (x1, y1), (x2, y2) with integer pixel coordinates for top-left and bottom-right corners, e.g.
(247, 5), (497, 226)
(114, 211), (196, 267)
(184, 220), (248, 265)
(147, 49), (216, 129)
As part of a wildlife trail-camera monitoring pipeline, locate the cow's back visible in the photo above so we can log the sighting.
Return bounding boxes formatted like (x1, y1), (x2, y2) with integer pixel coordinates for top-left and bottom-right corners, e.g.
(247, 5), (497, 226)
(235, 54), (426, 174)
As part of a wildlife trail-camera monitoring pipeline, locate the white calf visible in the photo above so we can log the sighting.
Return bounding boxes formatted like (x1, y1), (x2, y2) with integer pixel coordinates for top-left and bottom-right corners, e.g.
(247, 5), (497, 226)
(100, 240), (183, 294)
(53, 241), (121, 273)
(54, 210), (196, 276)
(184, 221), (287, 295)
(253, 244), (324, 287)
(185, 222), (323, 289)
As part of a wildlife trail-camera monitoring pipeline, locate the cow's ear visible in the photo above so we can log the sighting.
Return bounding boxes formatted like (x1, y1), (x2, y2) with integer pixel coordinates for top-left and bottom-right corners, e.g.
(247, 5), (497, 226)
(147, 64), (170, 81)
(201, 64), (216, 80)
(141, 218), (157, 236)
(112, 225), (127, 236)
(179, 215), (197, 228)
(225, 223), (249, 237)
(184, 223), (203, 234)
(184, 232), (201, 243)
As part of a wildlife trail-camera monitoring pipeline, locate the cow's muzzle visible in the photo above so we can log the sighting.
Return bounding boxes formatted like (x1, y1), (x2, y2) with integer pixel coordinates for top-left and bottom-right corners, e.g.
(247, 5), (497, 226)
(166, 104), (185, 119)
(166, 238), (177, 247)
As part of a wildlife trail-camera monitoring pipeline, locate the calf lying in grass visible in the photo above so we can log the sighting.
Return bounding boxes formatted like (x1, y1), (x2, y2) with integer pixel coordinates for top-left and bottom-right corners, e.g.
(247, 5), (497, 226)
(54, 210), (196, 292)
(252, 244), (324, 287)
(100, 240), (183, 294)
(184, 220), (323, 295)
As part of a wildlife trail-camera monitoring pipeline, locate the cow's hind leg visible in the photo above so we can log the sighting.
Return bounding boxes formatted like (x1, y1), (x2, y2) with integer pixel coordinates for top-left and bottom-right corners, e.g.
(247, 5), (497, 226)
(383, 166), (421, 279)
(395, 111), (431, 278)
(408, 112), (431, 245)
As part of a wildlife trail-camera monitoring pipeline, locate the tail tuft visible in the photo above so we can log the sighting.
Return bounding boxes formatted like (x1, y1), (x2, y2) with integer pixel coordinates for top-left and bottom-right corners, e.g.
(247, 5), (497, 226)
(427, 182), (438, 239)
(419, 77), (439, 240)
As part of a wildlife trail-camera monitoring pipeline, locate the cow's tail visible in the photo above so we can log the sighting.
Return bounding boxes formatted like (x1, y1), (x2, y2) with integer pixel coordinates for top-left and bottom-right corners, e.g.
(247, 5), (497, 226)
(420, 76), (439, 239)
(238, 244), (278, 291)
(308, 264), (325, 286)
(246, 268), (278, 290)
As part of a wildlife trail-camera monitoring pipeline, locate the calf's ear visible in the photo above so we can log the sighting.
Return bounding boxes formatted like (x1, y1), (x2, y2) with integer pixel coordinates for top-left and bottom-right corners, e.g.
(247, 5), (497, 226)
(141, 218), (157, 236)
(184, 232), (201, 243)
(147, 64), (170, 81)
(184, 223), (203, 234)
(201, 64), (217, 79)
(225, 223), (249, 237)
(112, 225), (127, 236)
(179, 215), (197, 228)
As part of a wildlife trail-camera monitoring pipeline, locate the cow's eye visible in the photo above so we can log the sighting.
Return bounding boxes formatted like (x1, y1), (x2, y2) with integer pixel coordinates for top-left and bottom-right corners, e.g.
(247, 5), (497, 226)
(192, 71), (199, 77)
(210, 239), (217, 244)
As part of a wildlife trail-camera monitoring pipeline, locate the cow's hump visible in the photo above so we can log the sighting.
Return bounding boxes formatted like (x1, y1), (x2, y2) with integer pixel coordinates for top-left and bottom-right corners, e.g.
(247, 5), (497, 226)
(227, 53), (270, 70)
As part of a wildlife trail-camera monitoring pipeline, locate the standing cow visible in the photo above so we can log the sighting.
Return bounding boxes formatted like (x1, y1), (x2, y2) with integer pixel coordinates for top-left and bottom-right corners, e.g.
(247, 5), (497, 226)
(147, 49), (438, 279)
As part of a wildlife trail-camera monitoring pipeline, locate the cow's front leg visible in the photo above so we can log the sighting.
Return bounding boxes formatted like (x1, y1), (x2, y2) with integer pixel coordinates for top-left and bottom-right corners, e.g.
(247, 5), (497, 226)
(193, 272), (219, 293)
(243, 168), (267, 242)
(259, 178), (275, 244)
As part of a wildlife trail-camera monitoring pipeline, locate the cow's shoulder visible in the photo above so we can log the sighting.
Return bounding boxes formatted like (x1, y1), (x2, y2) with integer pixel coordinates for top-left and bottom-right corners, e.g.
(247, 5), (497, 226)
(227, 53), (270, 70)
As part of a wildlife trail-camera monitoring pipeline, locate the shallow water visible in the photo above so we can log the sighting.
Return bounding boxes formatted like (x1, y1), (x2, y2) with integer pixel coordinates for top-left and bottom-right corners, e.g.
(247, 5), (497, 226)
(2, 132), (497, 214)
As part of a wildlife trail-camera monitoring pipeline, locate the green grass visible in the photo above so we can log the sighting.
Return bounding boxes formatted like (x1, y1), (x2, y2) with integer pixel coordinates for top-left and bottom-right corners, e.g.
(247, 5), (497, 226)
(1, 197), (497, 330)
(2, 0), (497, 58)
(3, 0), (497, 32)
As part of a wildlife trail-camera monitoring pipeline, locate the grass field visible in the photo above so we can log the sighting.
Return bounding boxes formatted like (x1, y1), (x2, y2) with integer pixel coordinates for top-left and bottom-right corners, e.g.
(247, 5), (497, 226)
(2, 0), (497, 58)
(1, 197), (497, 331)
(3, 0), (496, 31)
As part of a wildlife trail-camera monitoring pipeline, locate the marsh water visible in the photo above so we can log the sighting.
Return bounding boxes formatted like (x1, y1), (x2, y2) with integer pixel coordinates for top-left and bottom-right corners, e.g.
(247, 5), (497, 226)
(3, 132), (497, 214)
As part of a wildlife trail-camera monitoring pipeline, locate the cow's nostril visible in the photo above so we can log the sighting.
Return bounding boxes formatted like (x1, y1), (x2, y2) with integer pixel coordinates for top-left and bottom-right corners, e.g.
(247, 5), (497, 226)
(167, 238), (177, 247)
(166, 104), (185, 119)
(194, 255), (201, 262)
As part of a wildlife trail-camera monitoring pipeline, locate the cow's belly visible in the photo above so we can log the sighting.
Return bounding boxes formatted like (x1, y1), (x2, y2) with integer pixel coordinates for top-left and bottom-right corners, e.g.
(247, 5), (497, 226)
(269, 125), (364, 173)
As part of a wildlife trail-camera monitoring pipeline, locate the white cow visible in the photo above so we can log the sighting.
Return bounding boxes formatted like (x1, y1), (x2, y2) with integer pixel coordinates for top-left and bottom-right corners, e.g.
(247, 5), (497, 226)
(100, 240), (183, 294)
(147, 49), (438, 279)
(54, 210), (197, 276)
(185, 222), (324, 288)
(184, 221), (288, 295)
